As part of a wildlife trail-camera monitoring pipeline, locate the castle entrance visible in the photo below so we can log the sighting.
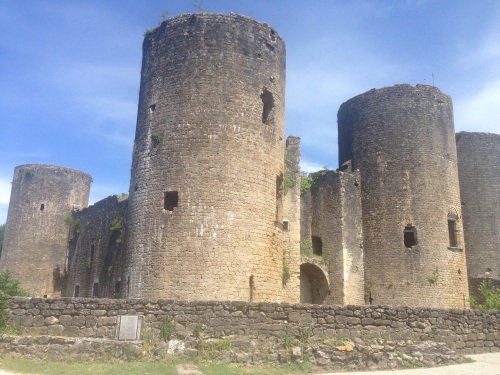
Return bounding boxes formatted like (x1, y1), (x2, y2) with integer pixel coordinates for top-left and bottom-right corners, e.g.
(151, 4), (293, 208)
(300, 263), (329, 304)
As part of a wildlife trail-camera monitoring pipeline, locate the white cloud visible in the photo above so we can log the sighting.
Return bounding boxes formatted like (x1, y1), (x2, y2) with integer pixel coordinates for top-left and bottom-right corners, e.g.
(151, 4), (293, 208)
(0, 204), (8, 224)
(0, 178), (11, 205)
(455, 79), (500, 133)
(300, 160), (325, 174)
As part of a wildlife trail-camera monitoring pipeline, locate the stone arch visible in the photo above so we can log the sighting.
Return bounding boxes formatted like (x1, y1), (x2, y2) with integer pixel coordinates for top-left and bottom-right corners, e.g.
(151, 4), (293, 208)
(300, 261), (329, 304)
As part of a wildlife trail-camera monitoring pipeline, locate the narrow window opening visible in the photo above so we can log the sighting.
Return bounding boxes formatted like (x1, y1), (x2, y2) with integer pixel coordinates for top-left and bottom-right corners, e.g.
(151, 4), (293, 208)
(92, 283), (99, 297)
(260, 89), (274, 125)
(149, 104), (156, 112)
(404, 225), (417, 248)
(312, 236), (322, 256)
(368, 292), (373, 305)
(90, 244), (95, 263)
(127, 276), (130, 293)
(40, 204), (45, 211)
(74, 285), (79, 297)
(43, 295), (48, 298)
(448, 220), (457, 247)
(283, 220), (289, 231)
(134, 184), (138, 192)
(164, 191), (179, 211)
(249, 275), (255, 302)
(275, 175), (283, 221)
(115, 281), (121, 295)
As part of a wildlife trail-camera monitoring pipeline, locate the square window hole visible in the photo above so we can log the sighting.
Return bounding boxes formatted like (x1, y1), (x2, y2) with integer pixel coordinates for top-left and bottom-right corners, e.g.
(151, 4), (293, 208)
(164, 191), (178, 211)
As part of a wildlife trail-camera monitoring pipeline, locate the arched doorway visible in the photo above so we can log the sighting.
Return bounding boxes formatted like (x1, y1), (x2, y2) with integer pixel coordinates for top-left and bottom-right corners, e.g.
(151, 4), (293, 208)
(300, 262), (329, 304)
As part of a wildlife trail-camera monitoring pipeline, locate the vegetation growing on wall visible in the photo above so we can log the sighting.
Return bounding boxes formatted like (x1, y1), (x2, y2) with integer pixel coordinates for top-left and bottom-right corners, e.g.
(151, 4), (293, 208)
(300, 167), (329, 194)
(64, 215), (80, 234)
(469, 280), (500, 310)
(282, 249), (290, 286)
(0, 223), (5, 256)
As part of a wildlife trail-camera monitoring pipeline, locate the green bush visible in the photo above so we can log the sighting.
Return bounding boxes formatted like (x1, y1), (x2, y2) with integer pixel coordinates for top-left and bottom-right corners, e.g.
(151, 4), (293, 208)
(110, 218), (123, 232)
(160, 315), (175, 341)
(0, 270), (27, 330)
(470, 280), (500, 310)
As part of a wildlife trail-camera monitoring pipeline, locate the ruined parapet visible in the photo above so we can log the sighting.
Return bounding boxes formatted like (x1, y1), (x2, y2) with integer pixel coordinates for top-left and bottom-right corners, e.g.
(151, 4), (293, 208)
(456, 132), (500, 300)
(63, 195), (128, 298)
(338, 84), (468, 308)
(124, 13), (286, 301)
(304, 167), (364, 305)
(282, 136), (301, 302)
(0, 164), (91, 297)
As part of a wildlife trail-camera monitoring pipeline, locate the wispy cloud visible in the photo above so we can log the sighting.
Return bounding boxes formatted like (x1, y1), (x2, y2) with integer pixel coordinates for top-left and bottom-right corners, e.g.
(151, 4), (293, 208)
(455, 79), (500, 132)
(0, 178), (11, 205)
(300, 160), (325, 173)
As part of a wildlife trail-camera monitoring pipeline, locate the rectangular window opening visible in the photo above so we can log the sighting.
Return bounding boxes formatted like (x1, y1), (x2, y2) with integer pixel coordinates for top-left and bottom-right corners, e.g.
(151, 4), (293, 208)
(404, 225), (417, 248)
(164, 191), (179, 211)
(312, 236), (323, 256)
(448, 220), (457, 247)
(92, 283), (99, 297)
(283, 220), (289, 231)
(74, 285), (80, 297)
(115, 281), (121, 295)
(40, 204), (45, 211)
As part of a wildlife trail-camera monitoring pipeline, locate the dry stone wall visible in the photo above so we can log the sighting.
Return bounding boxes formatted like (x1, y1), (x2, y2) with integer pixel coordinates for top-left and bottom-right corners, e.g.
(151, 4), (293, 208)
(338, 84), (469, 308)
(1, 164), (91, 298)
(5, 297), (500, 361)
(456, 132), (500, 301)
(64, 195), (128, 299)
(124, 13), (286, 301)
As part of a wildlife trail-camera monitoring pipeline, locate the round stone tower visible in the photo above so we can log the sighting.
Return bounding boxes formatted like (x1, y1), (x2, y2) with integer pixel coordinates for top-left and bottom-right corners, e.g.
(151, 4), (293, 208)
(337, 84), (469, 308)
(456, 132), (500, 300)
(123, 13), (286, 301)
(1, 164), (91, 297)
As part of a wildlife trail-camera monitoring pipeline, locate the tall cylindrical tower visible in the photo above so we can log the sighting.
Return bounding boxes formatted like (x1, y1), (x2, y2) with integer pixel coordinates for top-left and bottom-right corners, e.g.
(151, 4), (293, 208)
(124, 13), (286, 301)
(338, 84), (469, 308)
(0, 164), (91, 297)
(456, 132), (500, 300)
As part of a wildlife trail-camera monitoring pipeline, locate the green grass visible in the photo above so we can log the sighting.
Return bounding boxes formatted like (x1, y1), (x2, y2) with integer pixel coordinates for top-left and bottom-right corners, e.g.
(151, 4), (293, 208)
(0, 358), (316, 375)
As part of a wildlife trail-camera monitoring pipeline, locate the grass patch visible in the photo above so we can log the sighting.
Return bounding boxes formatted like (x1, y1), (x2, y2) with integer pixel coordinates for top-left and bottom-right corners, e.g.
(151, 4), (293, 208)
(0, 357), (316, 375)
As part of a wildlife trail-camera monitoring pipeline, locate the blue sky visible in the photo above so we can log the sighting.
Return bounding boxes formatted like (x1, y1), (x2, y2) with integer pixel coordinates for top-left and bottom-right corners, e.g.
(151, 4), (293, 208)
(1, 0), (499, 223)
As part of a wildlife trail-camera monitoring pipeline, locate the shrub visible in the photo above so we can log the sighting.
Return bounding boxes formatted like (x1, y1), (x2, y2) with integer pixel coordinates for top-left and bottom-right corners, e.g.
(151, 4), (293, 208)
(0, 271), (27, 330)
(160, 315), (175, 341)
(470, 280), (500, 310)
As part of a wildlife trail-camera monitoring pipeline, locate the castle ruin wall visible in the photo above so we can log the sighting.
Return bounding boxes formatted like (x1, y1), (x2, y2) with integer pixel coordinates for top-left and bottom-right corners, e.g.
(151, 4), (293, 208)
(124, 13), (286, 301)
(63, 195), (128, 299)
(338, 84), (469, 308)
(0, 164), (91, 297)
(282, 136), (301, 302)
(456, 132), (500, 300)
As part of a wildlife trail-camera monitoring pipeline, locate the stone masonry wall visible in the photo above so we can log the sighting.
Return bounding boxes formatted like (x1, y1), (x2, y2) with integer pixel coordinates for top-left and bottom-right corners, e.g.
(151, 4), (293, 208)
(64, 195), (128, 299)
(1, 164), (91, 298)
(6, 297), (500, 358)
(338, 84), (469, 308)
(282, 136), (301, 302)
(310, 169), (364, 305)
(124, 13), (286, 302)
(456, 132), (500, 301)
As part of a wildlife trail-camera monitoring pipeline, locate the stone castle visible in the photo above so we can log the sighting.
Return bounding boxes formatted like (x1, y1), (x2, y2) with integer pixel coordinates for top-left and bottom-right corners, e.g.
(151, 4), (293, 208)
(1, 13), (499, 309)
